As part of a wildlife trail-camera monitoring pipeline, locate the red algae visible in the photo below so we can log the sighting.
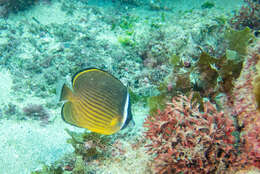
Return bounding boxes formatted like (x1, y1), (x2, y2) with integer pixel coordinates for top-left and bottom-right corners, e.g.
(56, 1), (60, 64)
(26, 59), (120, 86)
(144, 94), (237, 174)
(228, 40), (260, 170)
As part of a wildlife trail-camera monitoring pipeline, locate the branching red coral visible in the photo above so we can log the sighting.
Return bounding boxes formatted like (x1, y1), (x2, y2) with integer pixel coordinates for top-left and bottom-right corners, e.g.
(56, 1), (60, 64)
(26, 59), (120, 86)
(144, 93), (237, 174)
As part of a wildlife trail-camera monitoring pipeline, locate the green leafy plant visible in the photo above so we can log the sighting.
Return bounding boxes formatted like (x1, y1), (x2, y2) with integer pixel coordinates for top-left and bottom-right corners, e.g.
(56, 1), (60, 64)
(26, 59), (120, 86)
(225, 27), (254, 56)
(119, 15), (138, 30)
(118, 36), (135, 47)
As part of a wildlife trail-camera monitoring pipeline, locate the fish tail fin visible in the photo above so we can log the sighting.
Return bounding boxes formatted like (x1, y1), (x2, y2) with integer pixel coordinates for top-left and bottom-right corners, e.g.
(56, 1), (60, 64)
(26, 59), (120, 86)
(60, 84), (73, 101)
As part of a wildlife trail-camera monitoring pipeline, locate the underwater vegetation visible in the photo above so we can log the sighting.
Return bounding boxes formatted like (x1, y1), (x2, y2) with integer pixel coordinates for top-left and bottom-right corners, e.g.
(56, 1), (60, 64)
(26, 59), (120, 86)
(141, 6), (260, 171)
(227, 39), (260, 169)
(230, 0), (260, 31)
(65, 129), (112, 161)
(32, 129), (113, 174)
(31, 165), (63, 174)
(144, 38), (260, 173)
(144, 94), (237, 173)
(147, 27), (254, 116)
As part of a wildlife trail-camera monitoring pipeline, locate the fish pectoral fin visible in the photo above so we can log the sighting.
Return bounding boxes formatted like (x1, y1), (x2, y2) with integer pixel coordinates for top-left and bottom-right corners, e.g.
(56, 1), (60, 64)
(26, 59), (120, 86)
(109, 116), (120, 127)
(61, 102), (80, 127)
(60, 84), (74, 101)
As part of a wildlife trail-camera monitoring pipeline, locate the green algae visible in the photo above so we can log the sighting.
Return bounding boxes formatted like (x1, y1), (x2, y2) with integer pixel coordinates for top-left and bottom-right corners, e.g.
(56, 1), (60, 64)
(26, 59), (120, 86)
(225, 27), (254, 56)
(148, 93), (168, 116)
(118, 36), (135, 47)
(72, 156), (87, 174)
(195, 52), (219, 93)
(169, 54), (181, 68)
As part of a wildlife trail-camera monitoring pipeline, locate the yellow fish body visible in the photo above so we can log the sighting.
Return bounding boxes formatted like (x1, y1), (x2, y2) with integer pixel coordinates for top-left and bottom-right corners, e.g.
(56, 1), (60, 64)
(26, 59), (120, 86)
(60, 68), (132, 135)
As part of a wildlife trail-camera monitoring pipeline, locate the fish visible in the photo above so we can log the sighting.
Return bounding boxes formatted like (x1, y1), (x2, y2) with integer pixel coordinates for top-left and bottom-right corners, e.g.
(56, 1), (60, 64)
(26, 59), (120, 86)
(60, 68), (133, 135)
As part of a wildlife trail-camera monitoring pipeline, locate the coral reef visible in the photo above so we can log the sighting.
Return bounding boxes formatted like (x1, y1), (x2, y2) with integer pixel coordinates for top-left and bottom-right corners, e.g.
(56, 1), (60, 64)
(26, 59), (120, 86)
(0, 0), (241, 108)
(144, 93), (237, 174)
(0, 0), (256, 173)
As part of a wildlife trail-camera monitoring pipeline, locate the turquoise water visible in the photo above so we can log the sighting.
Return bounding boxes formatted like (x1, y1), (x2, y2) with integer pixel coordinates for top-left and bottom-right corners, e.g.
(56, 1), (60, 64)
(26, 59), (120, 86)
(0, 0), (259, 173)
